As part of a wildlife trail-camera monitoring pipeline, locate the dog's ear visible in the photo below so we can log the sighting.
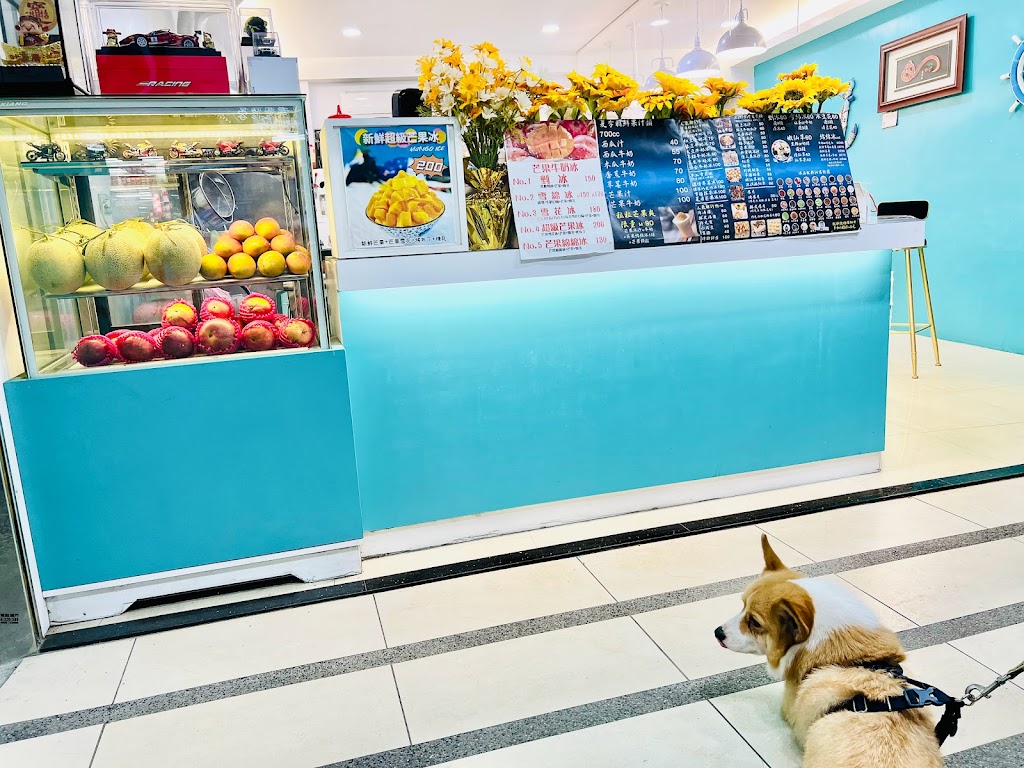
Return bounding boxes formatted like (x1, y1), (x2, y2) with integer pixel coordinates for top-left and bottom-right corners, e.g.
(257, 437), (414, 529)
(772, 587), (814, 647)
(761, 534), (787, 573)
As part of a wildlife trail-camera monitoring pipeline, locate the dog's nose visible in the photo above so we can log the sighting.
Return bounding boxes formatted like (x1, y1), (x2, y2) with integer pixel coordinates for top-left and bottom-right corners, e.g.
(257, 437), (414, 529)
(714, 626), (726, 642)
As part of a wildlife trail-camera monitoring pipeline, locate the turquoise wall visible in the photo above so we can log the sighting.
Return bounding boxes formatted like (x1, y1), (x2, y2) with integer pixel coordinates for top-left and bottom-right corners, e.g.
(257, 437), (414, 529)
(342, 251), (892, 532)
(756, 0), (1024, 353)
(4, 350), (363, 590)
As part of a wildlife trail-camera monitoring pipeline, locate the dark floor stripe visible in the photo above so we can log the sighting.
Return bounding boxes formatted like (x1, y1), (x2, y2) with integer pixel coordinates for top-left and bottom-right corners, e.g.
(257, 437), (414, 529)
(4, 527), (1024, 746)
(945, 733), (1024, 767)
(40, 463), (1024, 652)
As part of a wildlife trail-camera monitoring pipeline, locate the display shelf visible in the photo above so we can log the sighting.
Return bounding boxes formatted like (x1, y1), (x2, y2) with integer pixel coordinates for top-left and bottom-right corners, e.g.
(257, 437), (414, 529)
(335, 219), (926, 291)
(21, 155), (294, 177)
(46, 271), (312, 300)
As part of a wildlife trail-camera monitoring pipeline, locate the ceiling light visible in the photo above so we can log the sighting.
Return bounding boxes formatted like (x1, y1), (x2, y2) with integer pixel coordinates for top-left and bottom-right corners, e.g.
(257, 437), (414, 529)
(716, 0), (766, 60)
(720, 0), (737, 29)
(342, 27), (361, 38)
(677, 0), (720, 80)
(650, 0), (669, 28)
(542, 23), (560, 34)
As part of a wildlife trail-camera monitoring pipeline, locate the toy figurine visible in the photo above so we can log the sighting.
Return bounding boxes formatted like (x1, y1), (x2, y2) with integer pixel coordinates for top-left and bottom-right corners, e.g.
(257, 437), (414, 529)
(25, 142), (65, 162)
(248, 139), (289, 157)
(214, 139), (244, 157)
(202, 32), (215, 49)
(121, 141), (157, 160)
(103, 28), (119, 47)
(15, 15), (48, 46)
(168, 141), (204, 159)
(72, 142), (116, 161)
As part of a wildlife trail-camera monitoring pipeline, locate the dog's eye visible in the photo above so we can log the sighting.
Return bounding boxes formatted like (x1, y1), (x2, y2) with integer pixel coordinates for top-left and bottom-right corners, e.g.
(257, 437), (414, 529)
(747, 616), (761, 631)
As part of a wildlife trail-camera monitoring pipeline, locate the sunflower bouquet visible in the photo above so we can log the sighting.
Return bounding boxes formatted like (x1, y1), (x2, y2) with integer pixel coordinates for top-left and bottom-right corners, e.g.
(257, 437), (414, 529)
(638, 74), (748, 120)
(417, 39), (536, 170)
(738, 63), (848, 115)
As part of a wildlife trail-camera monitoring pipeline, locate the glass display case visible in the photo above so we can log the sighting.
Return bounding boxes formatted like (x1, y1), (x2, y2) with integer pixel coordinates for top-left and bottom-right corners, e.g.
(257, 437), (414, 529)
(0, 95), (328, 377)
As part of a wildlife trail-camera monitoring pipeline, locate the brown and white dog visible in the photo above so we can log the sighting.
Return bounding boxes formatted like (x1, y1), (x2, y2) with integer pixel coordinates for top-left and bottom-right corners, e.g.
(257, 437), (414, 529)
(715, 535), (943, 767)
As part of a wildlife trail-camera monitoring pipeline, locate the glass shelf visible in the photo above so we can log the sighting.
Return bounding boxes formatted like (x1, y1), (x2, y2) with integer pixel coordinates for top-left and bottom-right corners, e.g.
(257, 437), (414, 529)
(47, 271), (312, 300)
(22, 156), (294, 177)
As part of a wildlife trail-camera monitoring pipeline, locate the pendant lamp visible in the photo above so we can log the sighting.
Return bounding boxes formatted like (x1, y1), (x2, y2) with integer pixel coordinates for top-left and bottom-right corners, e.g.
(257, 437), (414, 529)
(716, 0), (766, 60)
(677, 0), (720, 81)
(645, 27), (675, 90)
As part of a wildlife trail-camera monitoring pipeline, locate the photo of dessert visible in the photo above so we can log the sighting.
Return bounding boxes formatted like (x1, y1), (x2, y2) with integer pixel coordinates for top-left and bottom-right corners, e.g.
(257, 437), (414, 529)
(658, 205), (700, 244)
(771, 140), (792, 162)
(751, 220), (767, 237)
(719, 133), (736, 149)
(731, 202), (749, 220)
(504, 120), (599, 162)
(729, 185), (745, 201)
(722, 151), (739, 166)
(734, 221), (750, 238)
(767, 218), (783, 236)
(725, 167), (742, 183)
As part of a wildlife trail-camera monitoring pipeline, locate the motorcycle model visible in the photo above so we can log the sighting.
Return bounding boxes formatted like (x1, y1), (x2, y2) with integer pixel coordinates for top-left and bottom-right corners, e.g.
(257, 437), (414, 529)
(213, 139), (245, 157)
(248, 138), (289, 156)
(72, 142), (117, 162)
(167, 141), (204, 159)
(26, 142), (67, 162)
(122, 141), (158, 160)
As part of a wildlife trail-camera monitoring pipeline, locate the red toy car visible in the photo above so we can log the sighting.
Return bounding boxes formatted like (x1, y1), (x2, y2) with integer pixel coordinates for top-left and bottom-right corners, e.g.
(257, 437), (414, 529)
(119, 30), (201, 49)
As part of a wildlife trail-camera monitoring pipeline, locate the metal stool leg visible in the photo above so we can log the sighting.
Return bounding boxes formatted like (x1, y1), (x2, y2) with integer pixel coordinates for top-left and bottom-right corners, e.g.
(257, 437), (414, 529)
(905, 248), (918, 379)
(917, 247), (941, 367)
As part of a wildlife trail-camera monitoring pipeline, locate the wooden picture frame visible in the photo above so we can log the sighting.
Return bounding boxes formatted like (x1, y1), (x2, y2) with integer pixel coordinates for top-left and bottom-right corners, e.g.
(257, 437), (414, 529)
(878, 14), (968, 112)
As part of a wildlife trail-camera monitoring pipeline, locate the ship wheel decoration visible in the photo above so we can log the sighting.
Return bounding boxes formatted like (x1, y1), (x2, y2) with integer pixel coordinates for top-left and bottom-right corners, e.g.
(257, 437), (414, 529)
(1002, 35), (1024, 112)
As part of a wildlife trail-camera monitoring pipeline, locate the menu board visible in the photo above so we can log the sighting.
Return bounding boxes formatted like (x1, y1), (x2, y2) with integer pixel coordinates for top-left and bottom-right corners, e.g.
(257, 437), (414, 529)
(505, 121), (615, 260)
(597, 113), (859, 249)
(330, 119), (467, 258)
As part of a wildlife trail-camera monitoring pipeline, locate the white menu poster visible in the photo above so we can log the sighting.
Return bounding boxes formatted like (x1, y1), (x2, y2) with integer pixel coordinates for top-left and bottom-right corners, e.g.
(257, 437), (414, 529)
(505, 120), (615, 261)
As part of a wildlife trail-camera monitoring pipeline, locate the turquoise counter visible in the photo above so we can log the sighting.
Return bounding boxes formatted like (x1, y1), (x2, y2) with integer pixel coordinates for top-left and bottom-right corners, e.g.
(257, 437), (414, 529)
(4, 348), (362, 594)
(340, 250), (892, 534)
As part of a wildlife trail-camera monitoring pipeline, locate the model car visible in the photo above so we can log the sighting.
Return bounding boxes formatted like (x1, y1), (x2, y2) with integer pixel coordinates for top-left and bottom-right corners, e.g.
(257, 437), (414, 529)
(121, 141), (158, 160)
(119, 30), (201, 49)
(71, 142), (117, 162)
(248, 139), (289, 156)
(214, 139), (245, 157)
(25, 142), (66, 162)
(168, 141), (205, 159)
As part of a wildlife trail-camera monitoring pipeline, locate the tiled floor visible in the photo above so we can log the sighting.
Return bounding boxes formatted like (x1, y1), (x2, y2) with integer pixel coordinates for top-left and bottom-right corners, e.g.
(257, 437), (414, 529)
(3, 337), (1024, 767)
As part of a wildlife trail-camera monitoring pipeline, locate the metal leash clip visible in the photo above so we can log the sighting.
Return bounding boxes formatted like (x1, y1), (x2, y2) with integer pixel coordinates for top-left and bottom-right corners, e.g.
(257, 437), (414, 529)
(960, 661), (1024, 707)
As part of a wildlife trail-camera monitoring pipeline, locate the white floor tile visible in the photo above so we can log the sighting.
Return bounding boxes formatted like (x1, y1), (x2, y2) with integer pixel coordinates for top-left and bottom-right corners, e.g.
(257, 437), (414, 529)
(92, 666), (408, 768)
(375, 559), (612, 647)
(887, 387), (1024, 433)
(0, 640), (133, 725)
(393, 617), (683, 744)
(434, 702), (767, 767)
(579, 526), (810, 601)
(918, 478), (1024, 528)
(635, 576), (916, 682)
(904, 644), (1024, 755)
(114, 596), (385, 702)
(841, 539), (1024, 625)
(712, 682), (800, 768)
(968, 385), (1024, 413)
(0, 726), (103, 768)
(949, 623), (1024, 691)
(931, 423), (1024, 466)
(758, 498), (981, 562)
(879, 432), (998, 481)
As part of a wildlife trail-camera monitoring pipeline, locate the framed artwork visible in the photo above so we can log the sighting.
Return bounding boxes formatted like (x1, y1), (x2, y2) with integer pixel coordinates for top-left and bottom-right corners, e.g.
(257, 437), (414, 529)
(878, 14), (968, 112)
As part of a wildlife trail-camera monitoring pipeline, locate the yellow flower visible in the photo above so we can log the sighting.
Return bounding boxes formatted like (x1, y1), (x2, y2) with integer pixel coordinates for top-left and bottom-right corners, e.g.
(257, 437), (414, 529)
(639, 90), (677, 118)
(704, 77), (748, 99)
(676, 93), (721, 120)
(807, 75), (848, 105)
(654, 71), (699, 97)
(778, 63), (818, 82)
(773, 80), (816, 112)
(738, 92), (778, 114)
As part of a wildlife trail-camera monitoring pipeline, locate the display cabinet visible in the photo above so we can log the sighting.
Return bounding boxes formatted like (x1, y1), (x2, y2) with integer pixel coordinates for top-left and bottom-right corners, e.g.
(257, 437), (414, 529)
(0, 95), (329, 377)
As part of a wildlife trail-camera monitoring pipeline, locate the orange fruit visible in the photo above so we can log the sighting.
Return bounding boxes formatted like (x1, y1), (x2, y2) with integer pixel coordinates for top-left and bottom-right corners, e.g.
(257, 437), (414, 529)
(285, 250), (312, 275)
(228, 220), (255, 241)
(200, 254), (227, 280)
(257, 251), (287, 277)
(254, 217), (281, 240)
(242, 235), (270, 258)
(213, 236), (242, 258)
(227, 253), (257, 279)
(270, 232), (295, 254)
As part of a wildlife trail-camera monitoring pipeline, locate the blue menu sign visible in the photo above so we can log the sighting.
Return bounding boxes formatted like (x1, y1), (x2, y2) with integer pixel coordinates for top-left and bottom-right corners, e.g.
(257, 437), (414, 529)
(597, 113), (859, 249)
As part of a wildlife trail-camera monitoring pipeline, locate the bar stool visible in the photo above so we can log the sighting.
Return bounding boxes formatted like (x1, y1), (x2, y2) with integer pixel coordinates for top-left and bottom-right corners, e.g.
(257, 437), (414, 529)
(891, 244), (940, 379)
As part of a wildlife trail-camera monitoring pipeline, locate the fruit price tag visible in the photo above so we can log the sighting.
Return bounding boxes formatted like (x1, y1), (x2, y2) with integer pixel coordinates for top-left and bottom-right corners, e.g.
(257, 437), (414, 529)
(409, 155), (447, 178)
(505, 120), (615, 261)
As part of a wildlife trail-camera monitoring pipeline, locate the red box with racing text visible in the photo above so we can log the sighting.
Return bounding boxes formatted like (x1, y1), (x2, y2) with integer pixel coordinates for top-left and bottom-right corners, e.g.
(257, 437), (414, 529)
(96, 54), (230, 95)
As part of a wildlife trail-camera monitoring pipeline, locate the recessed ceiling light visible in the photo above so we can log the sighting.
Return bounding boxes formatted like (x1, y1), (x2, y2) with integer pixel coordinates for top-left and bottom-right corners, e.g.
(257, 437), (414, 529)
(542, 23), (560, 34)
(354, 96), (368, 101)
(342, 27), (362, 38)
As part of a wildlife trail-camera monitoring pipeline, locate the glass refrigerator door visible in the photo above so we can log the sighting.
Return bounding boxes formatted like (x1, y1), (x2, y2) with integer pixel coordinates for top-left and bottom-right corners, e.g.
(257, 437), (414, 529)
(0, 96), (327, 377)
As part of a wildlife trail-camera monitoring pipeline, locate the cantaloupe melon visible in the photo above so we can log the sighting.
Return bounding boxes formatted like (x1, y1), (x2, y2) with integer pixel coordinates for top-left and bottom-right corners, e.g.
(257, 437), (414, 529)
(60, 219), (103, 242)
(119, 219), (156, 238)
(144, 225), (203, 286)
(25, 236), (87, 294)
(84, 229), (146, 290)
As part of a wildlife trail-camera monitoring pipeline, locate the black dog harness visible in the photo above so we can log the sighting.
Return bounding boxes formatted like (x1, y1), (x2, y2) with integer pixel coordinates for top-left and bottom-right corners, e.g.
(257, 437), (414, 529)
(824, 662), (963, 745)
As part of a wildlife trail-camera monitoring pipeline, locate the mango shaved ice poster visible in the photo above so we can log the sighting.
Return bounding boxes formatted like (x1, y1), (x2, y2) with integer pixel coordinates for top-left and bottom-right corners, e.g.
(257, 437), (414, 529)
(340, 125), (458, 250)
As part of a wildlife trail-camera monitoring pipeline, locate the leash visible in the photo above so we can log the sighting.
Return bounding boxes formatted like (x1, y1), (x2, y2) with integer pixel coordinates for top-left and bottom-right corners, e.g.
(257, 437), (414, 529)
(826, 659), (1024, 746)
